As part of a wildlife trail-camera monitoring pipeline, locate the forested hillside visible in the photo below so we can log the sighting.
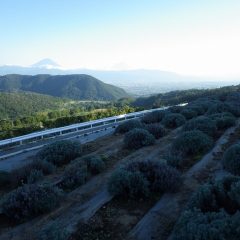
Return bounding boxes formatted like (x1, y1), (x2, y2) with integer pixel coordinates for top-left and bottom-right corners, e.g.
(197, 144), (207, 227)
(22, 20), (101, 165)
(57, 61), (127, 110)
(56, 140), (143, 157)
(0, 92), (66, 119)
(133, 85), (240, 108)
(0, 74), (129, 100)
(0, 91), (135, 140)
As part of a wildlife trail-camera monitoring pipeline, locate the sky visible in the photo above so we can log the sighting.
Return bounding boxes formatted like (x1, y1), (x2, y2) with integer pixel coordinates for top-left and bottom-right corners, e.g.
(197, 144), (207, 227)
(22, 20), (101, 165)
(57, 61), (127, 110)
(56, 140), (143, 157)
(0, 0), (240, 77)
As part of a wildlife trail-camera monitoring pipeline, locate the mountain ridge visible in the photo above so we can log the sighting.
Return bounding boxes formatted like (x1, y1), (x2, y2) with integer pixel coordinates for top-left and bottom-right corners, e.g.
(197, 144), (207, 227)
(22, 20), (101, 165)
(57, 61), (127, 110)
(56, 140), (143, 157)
(0, 63), (239, 96)
(0, 74), (129, 101)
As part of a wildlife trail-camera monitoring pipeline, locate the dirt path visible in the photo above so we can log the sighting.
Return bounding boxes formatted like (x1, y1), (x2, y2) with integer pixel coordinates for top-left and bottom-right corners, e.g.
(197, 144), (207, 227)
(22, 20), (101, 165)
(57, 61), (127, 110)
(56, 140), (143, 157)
(66, 128), (182, 240)
(128, 124), (238, 240)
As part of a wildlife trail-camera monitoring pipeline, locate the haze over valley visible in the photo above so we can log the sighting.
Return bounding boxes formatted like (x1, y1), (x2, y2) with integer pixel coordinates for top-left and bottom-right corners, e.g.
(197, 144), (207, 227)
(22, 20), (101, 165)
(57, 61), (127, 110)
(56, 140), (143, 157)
(1, 59), (240, 96)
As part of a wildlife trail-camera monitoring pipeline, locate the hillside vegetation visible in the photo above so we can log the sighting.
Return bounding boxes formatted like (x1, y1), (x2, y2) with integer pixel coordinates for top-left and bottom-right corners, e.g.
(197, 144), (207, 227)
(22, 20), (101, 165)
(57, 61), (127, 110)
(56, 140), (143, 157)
(0, 74), (129, 100)
(1, 88), (240, 239)
(133, 84), (240, 108)
(0, 91), (136, 140)
(0, 91), (67, 119)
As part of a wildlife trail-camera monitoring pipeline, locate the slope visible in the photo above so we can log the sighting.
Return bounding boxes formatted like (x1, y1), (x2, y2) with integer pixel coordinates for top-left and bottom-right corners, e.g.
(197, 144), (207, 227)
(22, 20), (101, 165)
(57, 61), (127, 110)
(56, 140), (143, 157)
(0, 74), (129, 100)
(0, 91), (66, 119)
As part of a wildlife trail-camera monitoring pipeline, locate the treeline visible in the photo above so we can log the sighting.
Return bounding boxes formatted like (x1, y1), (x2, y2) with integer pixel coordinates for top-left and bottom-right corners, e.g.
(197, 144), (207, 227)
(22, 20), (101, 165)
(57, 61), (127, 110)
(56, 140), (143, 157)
(132, 85), (240, 108)
(0, 105), (136, 140)
(0, 91), (66, 119)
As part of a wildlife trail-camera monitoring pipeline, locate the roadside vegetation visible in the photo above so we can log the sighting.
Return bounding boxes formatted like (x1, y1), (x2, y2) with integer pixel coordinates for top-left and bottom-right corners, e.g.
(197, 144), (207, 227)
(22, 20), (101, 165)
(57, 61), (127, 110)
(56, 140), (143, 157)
(0, 89), (240, 239)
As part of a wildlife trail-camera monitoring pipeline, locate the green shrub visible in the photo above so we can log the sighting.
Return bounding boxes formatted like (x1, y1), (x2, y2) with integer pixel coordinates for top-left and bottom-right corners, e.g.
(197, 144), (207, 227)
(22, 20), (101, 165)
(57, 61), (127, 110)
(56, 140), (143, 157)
(114, 119), (143, 134)
(209, 112), (236, 130)
(0, 171), (11, 188)
(182, 116), (217, 136)
(123, 128), (155, 150)
(206, 102), (231, 115)
(11, 165), (33, 186)
(27, 169), (44, 184)
(60, 155), (105, 190)
(222, 144), (240, 175)
(108, 160), (181, 199)
(30, 159), (56, 175)
(82, 155), (105, 174)
(141, 110), (167, 124)
(172, 209), (240, 240)
(226, 102), (240, 117)
(60, 161), (89, 190)
(1, 184), (62, 221)
(162, 113), (186, 129)
(172, 176), (240, 240)
(38, 140), (82, 166)
(187, 104), (205, 115)
(164, 151), (185, 168)
(108, 169), (150, 198)
(181, 108), (198, 120)
(38, 222), (69, 240)
(11, 160), (56, 187)
(172, 130), (213, 156)
(145, 123), (166, 139)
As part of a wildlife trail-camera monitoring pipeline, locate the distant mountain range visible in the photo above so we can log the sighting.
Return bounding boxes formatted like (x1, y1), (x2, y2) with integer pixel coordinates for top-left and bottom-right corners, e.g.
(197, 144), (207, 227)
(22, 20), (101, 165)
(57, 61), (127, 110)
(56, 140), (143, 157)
(1, 59), (239, 96)
(0, 74), (129, 101)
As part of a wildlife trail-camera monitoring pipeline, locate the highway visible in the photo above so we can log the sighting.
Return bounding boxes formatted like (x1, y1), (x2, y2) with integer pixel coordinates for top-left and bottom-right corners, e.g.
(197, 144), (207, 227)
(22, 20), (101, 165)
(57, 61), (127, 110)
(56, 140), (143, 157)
(0, 103), (187, 171)
(0, 127), (114, 172)
(0, 107), (170, 149)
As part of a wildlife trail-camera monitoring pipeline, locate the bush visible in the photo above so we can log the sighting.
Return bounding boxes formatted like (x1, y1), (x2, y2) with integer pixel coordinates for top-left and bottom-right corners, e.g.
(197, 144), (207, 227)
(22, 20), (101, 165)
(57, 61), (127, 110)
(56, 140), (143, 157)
(60, 155), (105, 190)
(172, 176), (240, 240)
(172, 130), (213, 156)
(1, 184), (62, 221)
(0, 171), (11, 188)
(187, 104), (205, 115)
(164, 151), (185, 168)
(226, 102), (240, 117)
(108, 160), (181, 199)
(11, 165), (33, 186)
(114, 119), (143, 134)
(206, 102), (231, 115)
(141, 110), (167, 124)
(30, 159), (56, 175)
(181, 108), (198, 120)
(209, 112), (236, 130)
(123, 128), (155, 150)
(108, 169), (150, 198)
(27, 169), (44, 184)
(11, 159), (56, 187)
(222, 144), (240, 175)
(172, 209), (240, 240)
(82, 155), (105, 174)
(162, 113), (186, 129)
(145, 123), (166, 139)
(182, 116), (217, 136)
(38, 222), (69, 240)
(60, 161), (89, 190)
(38, 140), (82, 166)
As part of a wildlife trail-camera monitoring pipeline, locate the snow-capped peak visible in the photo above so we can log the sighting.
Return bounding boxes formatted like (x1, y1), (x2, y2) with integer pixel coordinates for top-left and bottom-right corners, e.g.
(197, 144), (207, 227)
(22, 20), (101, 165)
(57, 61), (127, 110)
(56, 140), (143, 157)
(31, 58), (61, 69)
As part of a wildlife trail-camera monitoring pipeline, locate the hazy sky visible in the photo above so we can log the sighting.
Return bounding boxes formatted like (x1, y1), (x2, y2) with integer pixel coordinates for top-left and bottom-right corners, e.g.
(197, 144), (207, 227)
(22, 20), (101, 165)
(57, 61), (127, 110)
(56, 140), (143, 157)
(1, 0), (240, 77)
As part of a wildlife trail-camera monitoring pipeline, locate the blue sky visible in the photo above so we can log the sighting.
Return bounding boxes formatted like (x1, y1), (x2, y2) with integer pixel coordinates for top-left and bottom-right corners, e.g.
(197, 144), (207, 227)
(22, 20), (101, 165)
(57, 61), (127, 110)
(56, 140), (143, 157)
(1, 0), (240, 76)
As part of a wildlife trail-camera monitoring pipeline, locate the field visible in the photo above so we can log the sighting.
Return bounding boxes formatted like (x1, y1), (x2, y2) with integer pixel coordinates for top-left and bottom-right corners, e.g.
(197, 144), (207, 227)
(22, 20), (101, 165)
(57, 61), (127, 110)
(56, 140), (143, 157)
(0, 92), (240, 240)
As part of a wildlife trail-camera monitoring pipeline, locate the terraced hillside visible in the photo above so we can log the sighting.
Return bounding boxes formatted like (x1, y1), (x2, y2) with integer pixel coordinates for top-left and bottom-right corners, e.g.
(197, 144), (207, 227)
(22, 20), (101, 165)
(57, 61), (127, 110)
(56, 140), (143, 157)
(0, 92), (240, 240)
